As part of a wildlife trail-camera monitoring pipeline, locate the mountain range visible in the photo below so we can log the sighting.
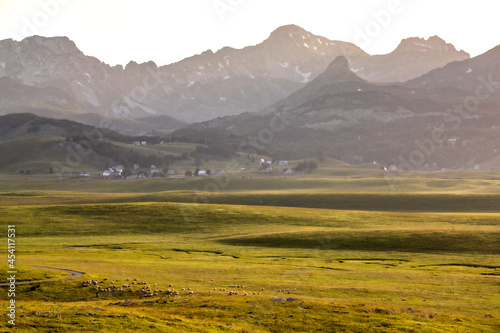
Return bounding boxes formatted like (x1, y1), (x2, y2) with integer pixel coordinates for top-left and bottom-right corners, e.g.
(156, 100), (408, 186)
(0, 25), (469, 125)
(0, 24), (499, 170)
(198, 41), (500, 135)
(195, 42), (500, 168)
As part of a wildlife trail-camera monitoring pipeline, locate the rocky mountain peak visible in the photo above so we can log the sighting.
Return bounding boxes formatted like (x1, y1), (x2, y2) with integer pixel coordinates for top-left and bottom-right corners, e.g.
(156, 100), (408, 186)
(20, 35), (83, 56)
(268, 24), (310, 40)
(326, 56), (350, 75)
(395, 35), (468, 57)
(351, 35), (470, 82)
(427, 35), (446, 44)
(322, 56), (363, 83)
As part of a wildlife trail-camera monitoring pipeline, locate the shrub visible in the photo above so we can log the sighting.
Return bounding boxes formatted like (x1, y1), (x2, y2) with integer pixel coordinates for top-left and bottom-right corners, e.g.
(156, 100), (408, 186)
(294, 161), (318, 172)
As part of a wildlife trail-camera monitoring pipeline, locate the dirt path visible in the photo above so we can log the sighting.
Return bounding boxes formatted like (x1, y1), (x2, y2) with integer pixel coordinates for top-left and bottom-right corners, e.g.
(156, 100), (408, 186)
(0, 265), (85, 286)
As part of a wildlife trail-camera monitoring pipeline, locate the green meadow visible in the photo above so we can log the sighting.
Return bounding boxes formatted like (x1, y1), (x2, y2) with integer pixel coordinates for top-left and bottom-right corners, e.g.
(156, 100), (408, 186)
(0, 173), (499, 332)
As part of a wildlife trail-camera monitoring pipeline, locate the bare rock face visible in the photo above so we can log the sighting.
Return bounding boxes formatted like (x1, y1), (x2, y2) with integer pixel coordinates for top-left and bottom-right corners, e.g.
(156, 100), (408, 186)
(354, 36), (470, 83)
(0, 35), (117, 114)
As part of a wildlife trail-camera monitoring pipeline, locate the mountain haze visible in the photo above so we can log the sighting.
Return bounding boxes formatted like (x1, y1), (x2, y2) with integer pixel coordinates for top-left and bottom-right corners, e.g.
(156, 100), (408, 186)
(406, 44), (500, 103)
(200, 55), (446, 133)
(197, 50), (500, 168)
(0, 25), (469, 124)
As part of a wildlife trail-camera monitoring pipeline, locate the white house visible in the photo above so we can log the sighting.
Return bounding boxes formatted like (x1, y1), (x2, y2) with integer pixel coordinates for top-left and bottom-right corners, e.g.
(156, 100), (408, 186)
(198, 170), (207, 176)
(279, 160), (288, 166)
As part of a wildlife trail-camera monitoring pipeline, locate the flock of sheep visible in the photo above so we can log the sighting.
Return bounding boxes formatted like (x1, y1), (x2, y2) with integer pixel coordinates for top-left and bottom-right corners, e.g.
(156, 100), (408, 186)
(82, 278), (162, 297)
(81, 277), (297, 299)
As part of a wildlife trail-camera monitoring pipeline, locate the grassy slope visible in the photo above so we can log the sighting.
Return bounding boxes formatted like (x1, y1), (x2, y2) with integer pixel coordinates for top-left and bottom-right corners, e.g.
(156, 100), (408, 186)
(0, 200), (498, 332)
(0, 135), (109, 174)
(2, 191), (500, 213)
(0, 171), (499, 331)
(0, 137), (207, 174)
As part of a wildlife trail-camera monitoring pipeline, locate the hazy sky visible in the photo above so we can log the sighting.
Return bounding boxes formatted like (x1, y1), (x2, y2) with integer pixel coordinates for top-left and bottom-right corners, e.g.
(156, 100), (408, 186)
(1, 0), (499, 66)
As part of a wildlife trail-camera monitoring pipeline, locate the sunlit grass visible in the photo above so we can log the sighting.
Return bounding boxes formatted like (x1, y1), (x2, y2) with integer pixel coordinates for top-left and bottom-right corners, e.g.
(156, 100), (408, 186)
(0, 199), (498, 331)
(0, 173), (499, 332)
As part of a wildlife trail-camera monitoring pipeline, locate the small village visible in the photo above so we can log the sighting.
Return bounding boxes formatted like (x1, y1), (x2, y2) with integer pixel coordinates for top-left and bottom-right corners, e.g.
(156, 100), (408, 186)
(90, 157), (299, 180)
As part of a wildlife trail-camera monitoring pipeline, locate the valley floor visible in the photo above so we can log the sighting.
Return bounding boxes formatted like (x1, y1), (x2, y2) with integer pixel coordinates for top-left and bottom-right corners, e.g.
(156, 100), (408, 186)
(0, 173), (499, 332)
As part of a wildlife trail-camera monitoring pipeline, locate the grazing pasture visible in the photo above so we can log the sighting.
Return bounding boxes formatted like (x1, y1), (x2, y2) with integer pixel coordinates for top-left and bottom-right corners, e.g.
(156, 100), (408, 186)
(0, 174), (499, 331)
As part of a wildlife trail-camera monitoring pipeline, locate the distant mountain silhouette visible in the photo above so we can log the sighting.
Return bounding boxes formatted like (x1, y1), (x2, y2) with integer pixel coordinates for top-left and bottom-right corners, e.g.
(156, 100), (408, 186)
(0, 25), (469, 123)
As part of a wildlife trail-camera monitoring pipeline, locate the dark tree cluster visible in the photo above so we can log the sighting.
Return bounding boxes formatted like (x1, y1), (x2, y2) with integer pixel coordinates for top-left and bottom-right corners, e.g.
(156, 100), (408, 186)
(294, 161), (318, 172)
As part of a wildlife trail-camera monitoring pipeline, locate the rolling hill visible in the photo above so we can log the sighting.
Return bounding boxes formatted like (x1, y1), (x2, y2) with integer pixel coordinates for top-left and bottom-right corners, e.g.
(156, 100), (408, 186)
(0, 113), (248, 174)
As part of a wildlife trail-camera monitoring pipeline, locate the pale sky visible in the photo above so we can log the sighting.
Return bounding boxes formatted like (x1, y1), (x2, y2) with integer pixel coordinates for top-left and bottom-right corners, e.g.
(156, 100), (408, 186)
(1, 0), (499, 66)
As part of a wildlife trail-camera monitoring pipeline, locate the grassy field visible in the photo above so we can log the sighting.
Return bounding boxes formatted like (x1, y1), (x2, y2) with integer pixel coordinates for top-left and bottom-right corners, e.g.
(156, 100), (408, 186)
(0, 173), (499, 332)
(1, 169), (500, 193)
